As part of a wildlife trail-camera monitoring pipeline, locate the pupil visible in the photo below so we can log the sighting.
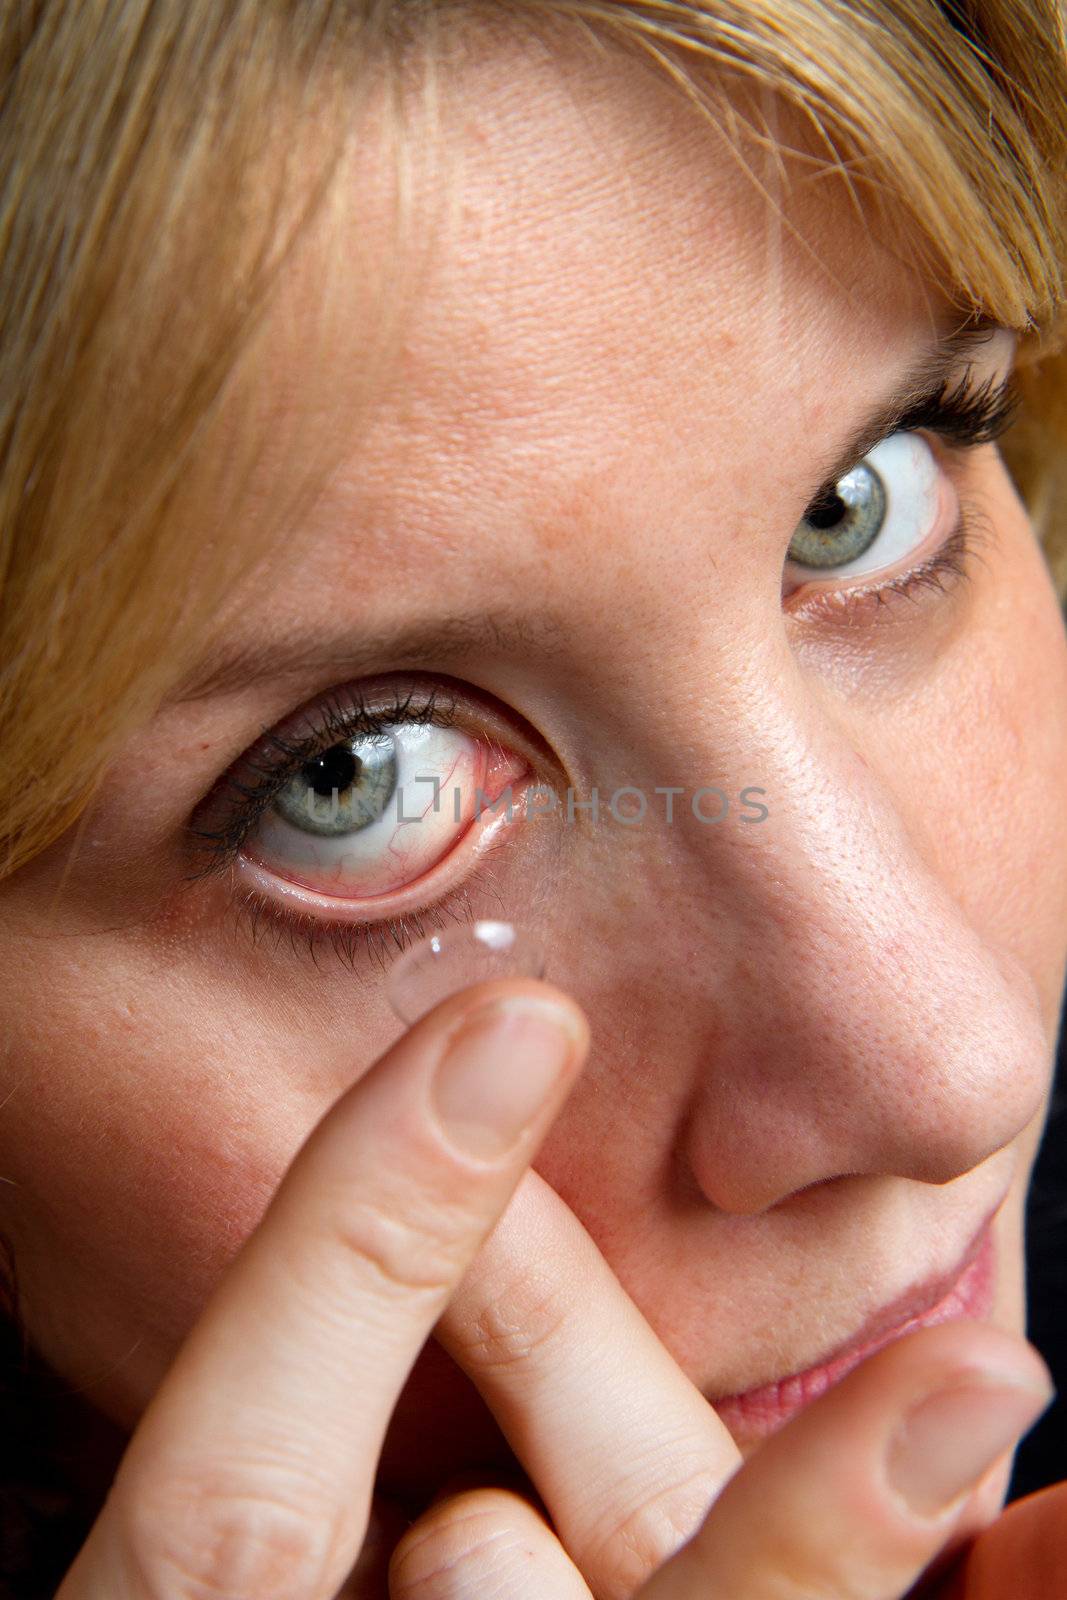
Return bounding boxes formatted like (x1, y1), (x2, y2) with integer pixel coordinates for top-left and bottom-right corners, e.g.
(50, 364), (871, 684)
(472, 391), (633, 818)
(303, 744), (360, 797)
(806, 489), (847, 530)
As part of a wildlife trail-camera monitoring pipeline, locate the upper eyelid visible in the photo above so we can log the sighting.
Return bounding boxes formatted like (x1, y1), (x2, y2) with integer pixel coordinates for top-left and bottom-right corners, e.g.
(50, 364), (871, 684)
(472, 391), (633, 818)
(182, 677), (547, 880)
(183, 686), (459, 876)
(801, 368), (1018, 519)
(807, 323), (1016, 492)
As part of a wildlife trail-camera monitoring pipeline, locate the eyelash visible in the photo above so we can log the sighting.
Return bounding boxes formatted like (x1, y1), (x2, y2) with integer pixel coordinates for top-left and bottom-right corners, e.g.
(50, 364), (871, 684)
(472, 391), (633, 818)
(186, 367), (1017, 970)
(184, 683), (516, 972)
(790, 366), (1017, 617)
(185, 683), (456, 877)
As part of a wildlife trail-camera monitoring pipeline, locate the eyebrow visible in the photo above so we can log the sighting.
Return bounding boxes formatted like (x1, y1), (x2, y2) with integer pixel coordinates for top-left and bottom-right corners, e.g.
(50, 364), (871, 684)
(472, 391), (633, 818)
(169, 315), (1003, 707)
(167, 611), (561, 705)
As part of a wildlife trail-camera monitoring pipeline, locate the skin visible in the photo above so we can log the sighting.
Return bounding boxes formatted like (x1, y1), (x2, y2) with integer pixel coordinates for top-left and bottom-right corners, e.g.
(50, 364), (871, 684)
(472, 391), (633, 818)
(2, 19), (1067, 1597)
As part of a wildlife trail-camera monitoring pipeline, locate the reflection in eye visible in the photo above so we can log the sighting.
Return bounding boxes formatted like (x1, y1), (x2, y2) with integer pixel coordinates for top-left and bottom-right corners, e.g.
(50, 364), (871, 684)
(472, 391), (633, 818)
(245, 722), (489, 899)
(787, 432), (948, 581)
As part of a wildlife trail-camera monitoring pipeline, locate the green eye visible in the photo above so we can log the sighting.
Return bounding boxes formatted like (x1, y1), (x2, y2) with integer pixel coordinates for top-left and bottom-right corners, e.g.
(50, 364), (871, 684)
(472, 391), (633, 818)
(789, 461), (887, 570)
(274, 733), (398, 836)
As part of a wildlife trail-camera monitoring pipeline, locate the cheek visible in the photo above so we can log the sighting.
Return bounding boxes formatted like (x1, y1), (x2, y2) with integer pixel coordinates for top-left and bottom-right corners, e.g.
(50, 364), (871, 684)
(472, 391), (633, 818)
(0, 769), (564, 1418)
(0, 926), (364, 1419)
(878, 495), (1067, 1042)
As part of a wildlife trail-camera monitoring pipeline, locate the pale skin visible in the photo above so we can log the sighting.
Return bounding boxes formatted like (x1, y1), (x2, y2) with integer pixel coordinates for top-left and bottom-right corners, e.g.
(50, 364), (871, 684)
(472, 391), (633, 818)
(2, 20), (1067, 1599)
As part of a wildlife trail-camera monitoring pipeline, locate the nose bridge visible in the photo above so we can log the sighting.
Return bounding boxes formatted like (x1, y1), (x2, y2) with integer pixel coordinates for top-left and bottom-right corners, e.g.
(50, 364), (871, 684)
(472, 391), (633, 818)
(594, 653), (1049, 1214)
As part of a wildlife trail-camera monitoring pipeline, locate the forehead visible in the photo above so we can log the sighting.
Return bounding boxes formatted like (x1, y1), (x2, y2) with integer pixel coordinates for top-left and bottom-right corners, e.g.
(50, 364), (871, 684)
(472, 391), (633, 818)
(302, 24), (940, 380)
(207, 19), (947, 646)
(306, 21), (938, 439)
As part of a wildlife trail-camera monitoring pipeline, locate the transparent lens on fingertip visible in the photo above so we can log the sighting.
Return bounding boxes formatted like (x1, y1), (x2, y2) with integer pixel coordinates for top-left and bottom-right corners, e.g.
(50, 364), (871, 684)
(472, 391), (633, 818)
(387, 921), (546, 1026)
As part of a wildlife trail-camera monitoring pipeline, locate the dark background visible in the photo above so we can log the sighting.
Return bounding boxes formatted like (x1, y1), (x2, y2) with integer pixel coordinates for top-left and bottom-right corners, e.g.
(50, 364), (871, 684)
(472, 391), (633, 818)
(1008, 979), (1067, 1498)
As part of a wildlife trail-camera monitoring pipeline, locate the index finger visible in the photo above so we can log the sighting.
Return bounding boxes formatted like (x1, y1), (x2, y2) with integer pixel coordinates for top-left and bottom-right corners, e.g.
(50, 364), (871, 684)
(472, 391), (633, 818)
(56, 978), (589, 1600)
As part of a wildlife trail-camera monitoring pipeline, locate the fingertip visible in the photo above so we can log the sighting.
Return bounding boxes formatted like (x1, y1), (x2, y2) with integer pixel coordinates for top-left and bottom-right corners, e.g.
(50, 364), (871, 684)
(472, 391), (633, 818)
(415, 975), (590, 1060)
(428, 986), (588, 1161)
(867, 1319), (1055, 1411)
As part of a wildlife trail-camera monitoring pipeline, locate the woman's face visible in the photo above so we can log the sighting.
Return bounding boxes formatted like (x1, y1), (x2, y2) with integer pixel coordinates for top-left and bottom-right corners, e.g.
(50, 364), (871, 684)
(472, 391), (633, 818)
(4, 28), (1067, 1503)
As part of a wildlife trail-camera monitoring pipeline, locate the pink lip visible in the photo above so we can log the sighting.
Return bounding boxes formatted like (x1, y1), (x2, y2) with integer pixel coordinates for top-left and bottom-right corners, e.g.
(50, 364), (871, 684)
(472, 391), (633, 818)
(709, 1207), (1000, 1439)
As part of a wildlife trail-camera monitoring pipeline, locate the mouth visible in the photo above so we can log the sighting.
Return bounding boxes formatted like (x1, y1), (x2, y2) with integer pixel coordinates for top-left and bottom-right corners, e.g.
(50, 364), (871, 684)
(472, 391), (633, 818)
(707, 1202), (1001, 1441)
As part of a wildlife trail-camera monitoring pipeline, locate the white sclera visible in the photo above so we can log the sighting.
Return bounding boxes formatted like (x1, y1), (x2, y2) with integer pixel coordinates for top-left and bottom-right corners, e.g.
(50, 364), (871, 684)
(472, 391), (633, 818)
(387, 921), (546, 1025)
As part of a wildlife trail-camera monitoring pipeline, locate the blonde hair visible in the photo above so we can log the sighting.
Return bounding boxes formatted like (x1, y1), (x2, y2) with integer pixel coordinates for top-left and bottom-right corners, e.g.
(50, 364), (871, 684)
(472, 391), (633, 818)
(3, 0), (1067, 882)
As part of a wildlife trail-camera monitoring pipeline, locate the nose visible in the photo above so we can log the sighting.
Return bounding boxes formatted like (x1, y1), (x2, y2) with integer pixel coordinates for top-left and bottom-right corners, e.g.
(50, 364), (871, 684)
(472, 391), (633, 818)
(574, 656), (1050, 1217)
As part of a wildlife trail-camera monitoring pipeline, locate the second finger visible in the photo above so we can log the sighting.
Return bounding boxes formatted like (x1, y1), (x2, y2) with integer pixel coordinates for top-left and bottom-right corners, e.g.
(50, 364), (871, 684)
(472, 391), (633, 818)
(434, 1168), (744, 1600)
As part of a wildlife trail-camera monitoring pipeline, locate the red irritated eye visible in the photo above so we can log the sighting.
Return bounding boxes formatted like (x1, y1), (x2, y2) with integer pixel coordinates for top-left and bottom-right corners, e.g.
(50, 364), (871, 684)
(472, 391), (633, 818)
(241, 722), (525, 902)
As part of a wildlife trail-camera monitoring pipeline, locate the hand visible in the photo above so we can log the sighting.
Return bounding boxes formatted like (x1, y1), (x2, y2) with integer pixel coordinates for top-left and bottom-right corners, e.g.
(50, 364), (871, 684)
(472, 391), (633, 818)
(50, 970), (1058, 1600)
(52, 977), (591, 1599)
(389, 1169), (1060, 1600)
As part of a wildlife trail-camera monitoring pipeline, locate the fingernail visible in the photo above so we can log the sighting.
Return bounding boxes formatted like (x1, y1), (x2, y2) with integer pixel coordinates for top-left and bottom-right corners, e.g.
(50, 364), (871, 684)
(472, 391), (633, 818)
(431, 996), (581, 1159)
(887, 1374), (1055, 1518)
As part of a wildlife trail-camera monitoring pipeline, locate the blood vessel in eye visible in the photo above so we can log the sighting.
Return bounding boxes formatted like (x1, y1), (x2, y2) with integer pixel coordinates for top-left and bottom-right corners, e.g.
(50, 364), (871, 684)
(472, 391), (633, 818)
(387, 921), (545, 1025)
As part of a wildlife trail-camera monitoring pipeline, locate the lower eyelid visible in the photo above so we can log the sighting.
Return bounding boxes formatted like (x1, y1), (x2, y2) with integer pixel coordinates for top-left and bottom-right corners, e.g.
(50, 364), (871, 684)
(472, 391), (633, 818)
(224, 871), (497, 975)
(786, 510), (985, 627)
(783, 459), (960, 607)
(229, 767), (532, 925)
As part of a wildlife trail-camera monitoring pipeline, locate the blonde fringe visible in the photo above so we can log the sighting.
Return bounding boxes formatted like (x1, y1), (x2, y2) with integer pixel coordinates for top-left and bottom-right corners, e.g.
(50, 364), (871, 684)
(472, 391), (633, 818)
(2, 0), (1067, 880)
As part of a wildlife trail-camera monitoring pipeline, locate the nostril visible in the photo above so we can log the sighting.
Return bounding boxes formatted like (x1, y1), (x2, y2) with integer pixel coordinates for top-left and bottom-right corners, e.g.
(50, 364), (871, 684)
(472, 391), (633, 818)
(784, 1173), (859, 1205)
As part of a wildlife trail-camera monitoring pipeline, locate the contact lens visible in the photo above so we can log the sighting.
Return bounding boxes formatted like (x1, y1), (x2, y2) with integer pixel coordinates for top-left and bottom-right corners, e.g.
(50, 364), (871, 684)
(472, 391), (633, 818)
(387, 921), (546, 1025)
